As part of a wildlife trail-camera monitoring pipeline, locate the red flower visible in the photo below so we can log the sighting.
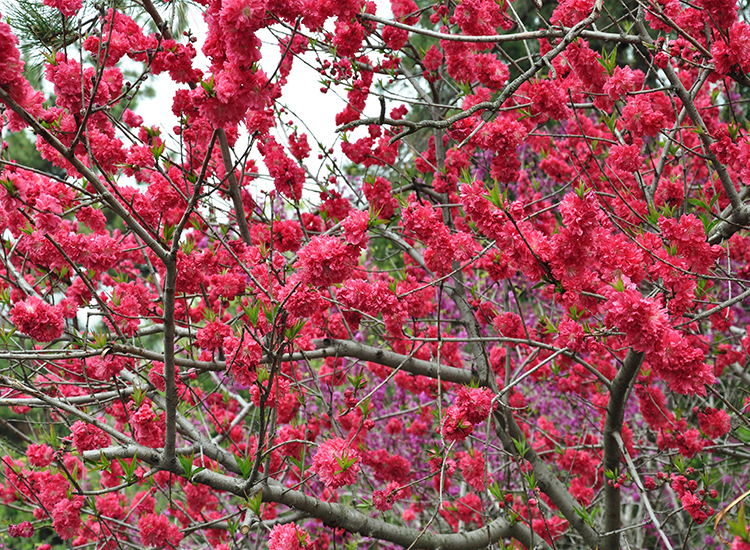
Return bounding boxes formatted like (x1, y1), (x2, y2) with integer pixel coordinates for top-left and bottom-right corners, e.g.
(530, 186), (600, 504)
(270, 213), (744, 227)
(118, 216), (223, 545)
(695, 406), (731, 439)
(138, 513), (183, 548)
(268, 523), (311, 550)
(456, 387), (496, 424)
(297, 236), (359, 287)
(457, 451), (487, 492)
(310, 438), (361, 490)
(42, 0), (83, 20)
(71, 420), (111, 453)
(26, 444), (54, 468)
(52, 497), (84, 540)
(131, 403), (166, 449)
(8, 521), (34, 538)
(622, 95), (667, 137)
(10, 296), (64, 342)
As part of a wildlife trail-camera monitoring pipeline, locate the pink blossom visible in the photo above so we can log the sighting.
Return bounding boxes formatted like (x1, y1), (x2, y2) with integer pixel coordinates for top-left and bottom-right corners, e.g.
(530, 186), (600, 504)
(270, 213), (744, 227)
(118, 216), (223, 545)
(423, 45), (443, 71)
(10, 296), (64, 342)
(297, 236), (359, 287)
(455, 387), (496, 424)
(288, 132), (311, 160)
(26, 444), (54, 468)
(131, 403), (166, 449)
(34, 193), (62, 235)
(43, 0), (83, 19)
(457, 451), (487, 492)
(52, 496), (84, 540)
(695, 407), (731, 439)
(138, 513), (184, 548)
(550, 0), (596, 27)
(71, 420), (111, 452)
(525, 79), (571, 121)
(342, 209), (370, 247)
(622, 95), (667, 137)
(196, 321), (233, 352)
(373, 481), (408, 511)
(636, 385), (674, 430)
(332, 19), (365, 58)
(441, 405), (474, 442)
(268, 523), (311, 550)
(222, 332), (262, 386)
(260, 137), (305, 200)
(698, 0), (738, 29)
(310, 438), (361, 490)
(122, 108), (143, 127)
(8, 521), (34, 538)
(603, 66), (637, 100)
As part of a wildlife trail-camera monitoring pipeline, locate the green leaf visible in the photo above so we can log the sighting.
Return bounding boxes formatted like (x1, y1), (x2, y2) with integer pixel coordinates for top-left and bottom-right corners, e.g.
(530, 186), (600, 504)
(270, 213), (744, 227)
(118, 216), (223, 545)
(151, 142), (165, 159)
(178, 452), (194, 479)
(132, 385), (146, 408)
(512, 435), (528, 457)
(334, 449), (358, 475)
(200, 75), (215, 95)
(285, 319), (306, 341)
(242, 301), (260, 327)
(117, 454), (138, 483)
(247, 490), (263, 517)
(574, 504), (595, 527)
(610, 277), (625, 292)
(163, 221), (175, 242)
(256, 366), (269, 384)
(484, 181), (505, 208)
(0, 326), (17, 346)
(488, 482), (504, 501)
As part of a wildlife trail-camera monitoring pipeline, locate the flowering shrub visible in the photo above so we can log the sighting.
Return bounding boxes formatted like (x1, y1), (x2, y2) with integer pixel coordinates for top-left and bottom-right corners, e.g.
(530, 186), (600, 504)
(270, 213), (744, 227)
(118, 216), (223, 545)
(1, 0), (750, 549)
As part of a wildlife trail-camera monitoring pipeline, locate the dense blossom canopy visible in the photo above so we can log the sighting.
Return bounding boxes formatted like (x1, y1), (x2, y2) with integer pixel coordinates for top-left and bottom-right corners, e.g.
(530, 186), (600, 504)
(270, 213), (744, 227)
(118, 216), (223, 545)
(1, 0), (750, 549)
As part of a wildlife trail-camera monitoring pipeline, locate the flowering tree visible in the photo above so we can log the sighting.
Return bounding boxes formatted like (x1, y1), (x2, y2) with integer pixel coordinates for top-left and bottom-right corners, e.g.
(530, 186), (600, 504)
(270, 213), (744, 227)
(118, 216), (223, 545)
(2, 0), (750, 548)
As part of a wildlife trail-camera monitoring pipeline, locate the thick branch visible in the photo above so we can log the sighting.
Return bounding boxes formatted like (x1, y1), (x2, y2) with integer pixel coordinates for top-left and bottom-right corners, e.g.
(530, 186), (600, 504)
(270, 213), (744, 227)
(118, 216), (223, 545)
(162, 261), (178, 466)
(82, 444), (550, 550)
(217, 129), (253, 247)
(117, 370), (242, 476)
(493, 407), (602, 549)
(0, 388), (134, 407)
(259, 480), (552, 550)
(661, 63), (744, 213)
(707, 185), (750, 244)
(446, 275), (492, 384)
(312, 338), (472, 385)
(601, 350), (644, 550)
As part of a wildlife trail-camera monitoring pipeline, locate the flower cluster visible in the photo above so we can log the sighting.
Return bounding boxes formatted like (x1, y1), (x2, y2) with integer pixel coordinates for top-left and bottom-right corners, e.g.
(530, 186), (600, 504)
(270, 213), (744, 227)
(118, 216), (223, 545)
(310, 438), (361, 490)
(442, 387), (496, 442)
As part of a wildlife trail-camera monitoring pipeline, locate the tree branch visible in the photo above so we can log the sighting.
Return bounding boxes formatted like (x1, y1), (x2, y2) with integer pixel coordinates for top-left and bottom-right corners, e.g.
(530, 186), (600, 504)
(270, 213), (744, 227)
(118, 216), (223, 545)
(161, 261), (178, 467)
(360, 12), (642, 45)
(601, 350), (644, 550)
(82, 444), (551, 550)
(312, 338), (472, 385)
(217, 129), (253, 247)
